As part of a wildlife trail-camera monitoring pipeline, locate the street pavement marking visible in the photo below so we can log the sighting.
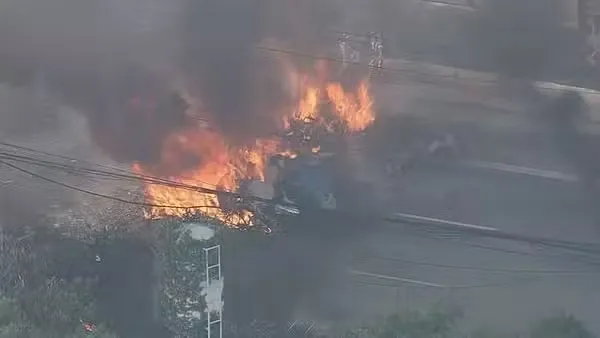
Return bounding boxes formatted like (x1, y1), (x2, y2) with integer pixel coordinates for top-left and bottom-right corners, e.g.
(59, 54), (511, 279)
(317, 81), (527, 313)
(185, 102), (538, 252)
(392, 212), (500, 232)
(466, 160), (578, 182)
(349, 270), (447, 288)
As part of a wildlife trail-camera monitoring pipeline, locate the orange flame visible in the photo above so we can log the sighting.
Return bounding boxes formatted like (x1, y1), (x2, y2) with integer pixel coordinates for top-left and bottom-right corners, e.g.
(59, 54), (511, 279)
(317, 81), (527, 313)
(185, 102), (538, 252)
(297, 86), (320, 122)
(135, 64), (375, 227)
(133, 128), (279, 226)
(326, 80), (375, 132)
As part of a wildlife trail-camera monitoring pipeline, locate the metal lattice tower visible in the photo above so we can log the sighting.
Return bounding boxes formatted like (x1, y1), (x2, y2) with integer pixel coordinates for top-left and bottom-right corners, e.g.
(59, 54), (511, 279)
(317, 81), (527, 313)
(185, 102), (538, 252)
(336, 31), (383, 75)
(204, 245), (223, 338)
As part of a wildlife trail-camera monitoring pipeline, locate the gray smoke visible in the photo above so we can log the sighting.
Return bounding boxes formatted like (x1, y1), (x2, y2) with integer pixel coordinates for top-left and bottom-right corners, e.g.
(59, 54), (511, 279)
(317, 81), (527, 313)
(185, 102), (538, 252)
(0, 0), (339, 162)
(0, 0), (187, 163)
(181, 0), (283, 144)
(180, 0), (339, 145)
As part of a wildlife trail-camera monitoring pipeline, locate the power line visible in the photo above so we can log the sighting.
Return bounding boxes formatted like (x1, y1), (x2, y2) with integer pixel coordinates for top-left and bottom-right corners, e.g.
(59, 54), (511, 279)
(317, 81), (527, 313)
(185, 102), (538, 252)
(359, 254), (600, 275)
(256, 45), (493, 85)
(3, 144), (600, 258)
(378, 217), (600, 265)
(0, 142), (217, 189)
(0, 160), (219, 211)
(0, 142), (133, 175)
(383, 213), (600, 256)
(348, 270), (543, 290)
(0, 150), (243, 199)
(256, 45), (600, 95)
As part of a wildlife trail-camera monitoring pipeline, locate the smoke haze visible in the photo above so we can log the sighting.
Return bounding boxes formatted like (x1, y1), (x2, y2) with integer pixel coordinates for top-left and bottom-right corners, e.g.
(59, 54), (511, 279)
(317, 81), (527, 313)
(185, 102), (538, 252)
(0, 0), (338, 163)
(181, 0), (292, 145)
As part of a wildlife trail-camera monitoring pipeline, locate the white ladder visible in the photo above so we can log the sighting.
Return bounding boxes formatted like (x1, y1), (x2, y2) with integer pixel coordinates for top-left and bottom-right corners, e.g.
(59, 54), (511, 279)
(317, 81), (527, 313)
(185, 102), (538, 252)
(204, 245), (222, 338)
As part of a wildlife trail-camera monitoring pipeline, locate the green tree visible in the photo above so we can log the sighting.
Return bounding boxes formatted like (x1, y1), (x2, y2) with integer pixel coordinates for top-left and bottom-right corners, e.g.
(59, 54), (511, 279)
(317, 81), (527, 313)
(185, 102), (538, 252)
(0, 294), (118, 338)
(468, 327), (518, 338)
(344, 307), (461, 338)
(153, 219), (219, 337)
(531, 314), (595, 338)
(0, 227), (118, 338)
(342, 310), (596, 338)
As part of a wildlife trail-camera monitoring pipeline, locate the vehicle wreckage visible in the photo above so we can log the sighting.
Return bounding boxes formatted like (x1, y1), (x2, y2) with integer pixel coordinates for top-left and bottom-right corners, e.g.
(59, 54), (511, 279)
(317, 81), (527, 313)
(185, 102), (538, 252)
(211, 152), (337, 233)
(207, 119), (340, 233)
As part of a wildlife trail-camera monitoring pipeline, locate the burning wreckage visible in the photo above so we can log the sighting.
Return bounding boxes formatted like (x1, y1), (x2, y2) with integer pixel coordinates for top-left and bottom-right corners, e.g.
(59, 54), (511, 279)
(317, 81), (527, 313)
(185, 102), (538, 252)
(134, 74), (375, 233)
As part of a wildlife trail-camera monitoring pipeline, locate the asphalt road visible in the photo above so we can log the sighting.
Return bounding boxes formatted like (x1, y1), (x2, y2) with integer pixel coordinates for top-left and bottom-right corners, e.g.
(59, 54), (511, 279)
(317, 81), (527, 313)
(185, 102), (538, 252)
(222, 88), (600, 336)
(305, 120), (600, 335)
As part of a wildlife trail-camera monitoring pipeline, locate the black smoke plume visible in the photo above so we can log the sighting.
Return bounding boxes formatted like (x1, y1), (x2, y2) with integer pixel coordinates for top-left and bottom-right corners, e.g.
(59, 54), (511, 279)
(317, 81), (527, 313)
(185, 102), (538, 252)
(180, 0), (298, 145)
(0, 0), (337, 164)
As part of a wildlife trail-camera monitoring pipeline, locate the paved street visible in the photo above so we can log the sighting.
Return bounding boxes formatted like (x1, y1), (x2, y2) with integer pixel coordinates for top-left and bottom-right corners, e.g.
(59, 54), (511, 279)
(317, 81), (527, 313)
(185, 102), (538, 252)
(289, 82), (600, 335)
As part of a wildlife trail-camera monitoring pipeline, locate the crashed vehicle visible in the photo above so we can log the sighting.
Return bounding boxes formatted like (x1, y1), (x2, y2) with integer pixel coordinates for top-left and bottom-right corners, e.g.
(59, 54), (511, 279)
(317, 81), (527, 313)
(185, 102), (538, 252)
(219, 109), (340, 231)
(276, 154), (337, 211)
(231, 152), (337, 232)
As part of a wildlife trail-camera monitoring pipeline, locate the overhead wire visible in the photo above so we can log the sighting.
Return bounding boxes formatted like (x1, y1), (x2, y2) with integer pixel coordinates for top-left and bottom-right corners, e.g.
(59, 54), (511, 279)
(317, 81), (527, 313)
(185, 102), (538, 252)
(2, 143), (600, 258)
(0, 141), (217, 189)
(0, 150), (241, 198)
(0, 160), (220, 211)
(378, 219), (600, 266)
(349, 274), (544, 291)
(255, 45), (496, 85)
(0, 142), (134, 175)
(383, 212), (600, 256)
(358, 254), (600, 275)
(255, 45), (600, 95)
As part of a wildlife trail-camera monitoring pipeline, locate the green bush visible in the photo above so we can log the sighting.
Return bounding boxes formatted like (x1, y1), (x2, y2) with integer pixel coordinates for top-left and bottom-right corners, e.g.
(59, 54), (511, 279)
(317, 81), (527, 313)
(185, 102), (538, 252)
(531, 314), (594, 338)
(343, 310), (595, 338)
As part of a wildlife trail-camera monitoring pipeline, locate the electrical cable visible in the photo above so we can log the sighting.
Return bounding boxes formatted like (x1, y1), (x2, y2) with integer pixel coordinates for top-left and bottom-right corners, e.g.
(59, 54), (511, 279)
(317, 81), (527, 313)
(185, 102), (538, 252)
(255, 45), (600, 95)
(349, 274), (543, 290)
(0, 150), (239, 197)
(3, 144), (600, 258)
(0, 142), (134, 175)
(382, 213), (600, 256)
(256, 45), (495, 85)
(379, 220), (600, 265)
(0, 142), (217, 189)
(0, 160), (220, 211)
(358, 254), (600, 275)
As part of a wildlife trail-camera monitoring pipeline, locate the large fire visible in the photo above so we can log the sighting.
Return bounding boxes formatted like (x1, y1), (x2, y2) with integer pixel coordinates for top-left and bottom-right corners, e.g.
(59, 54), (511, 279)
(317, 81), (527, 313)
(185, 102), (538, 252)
(134, 63), (375, 227)
(326, 81), (375, 132)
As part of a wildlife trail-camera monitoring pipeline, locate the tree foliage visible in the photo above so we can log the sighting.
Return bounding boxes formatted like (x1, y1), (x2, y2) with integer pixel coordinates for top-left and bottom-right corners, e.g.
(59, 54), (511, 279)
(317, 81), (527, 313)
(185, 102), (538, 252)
(153, 219), (216, 337)
(531, 314), (594, 338)
(0, 226), (118, 338)
(341, 309), (595, 338)
(0, 292), (116, 338)
(343, 307), (461, 338)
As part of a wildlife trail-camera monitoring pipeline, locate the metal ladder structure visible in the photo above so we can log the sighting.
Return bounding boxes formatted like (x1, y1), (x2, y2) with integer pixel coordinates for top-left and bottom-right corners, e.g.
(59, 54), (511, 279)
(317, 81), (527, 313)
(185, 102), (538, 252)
(287, 319), (316, 337)
(204, 245), (222, 338)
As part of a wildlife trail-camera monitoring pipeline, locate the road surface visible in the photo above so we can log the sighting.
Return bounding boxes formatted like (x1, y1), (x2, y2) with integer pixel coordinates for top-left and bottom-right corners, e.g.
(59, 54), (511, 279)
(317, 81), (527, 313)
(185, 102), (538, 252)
(293, 90), (600, 335)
